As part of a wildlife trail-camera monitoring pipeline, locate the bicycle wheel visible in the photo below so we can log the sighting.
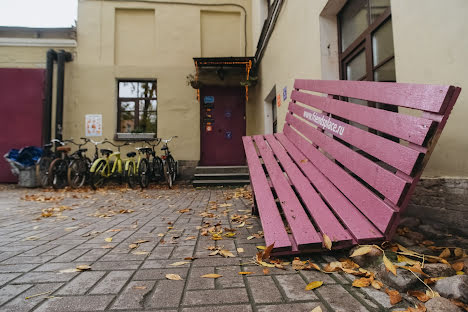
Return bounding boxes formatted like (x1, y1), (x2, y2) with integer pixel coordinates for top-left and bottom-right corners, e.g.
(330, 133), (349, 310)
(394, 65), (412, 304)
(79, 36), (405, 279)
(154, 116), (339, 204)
(152, 157), (163, 182)
(36, 156), (52, 187)
(67, 159), (87, 188)
(163, 162), (173, 188)
(138, 159), (150, 188)
(50, 159), (68, 189)
(167, 155), (177, 183)
(127, 161), (138, 189)
(90, 160), (107, 190)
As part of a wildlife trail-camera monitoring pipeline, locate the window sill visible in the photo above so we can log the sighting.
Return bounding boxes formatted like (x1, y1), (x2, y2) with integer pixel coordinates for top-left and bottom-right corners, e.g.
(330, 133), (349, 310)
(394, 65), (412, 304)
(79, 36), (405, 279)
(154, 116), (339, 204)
(114, 133), (156, 141)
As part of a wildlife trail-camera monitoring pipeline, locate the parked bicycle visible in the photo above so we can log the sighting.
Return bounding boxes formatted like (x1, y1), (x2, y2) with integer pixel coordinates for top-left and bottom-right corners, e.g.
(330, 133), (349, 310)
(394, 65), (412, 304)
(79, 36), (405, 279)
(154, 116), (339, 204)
(137, 139), (163, 188)
(49, 138), (89, 189)
(89, 140), (130, 189)
(36, 139), (65, 187)
(160, 136), (178, 188)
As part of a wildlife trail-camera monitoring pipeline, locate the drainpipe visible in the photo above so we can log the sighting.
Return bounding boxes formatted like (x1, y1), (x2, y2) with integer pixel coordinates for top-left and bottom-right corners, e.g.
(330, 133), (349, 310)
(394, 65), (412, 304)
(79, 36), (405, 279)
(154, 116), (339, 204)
(55, 50), (72, 141)
(43, 49), (56, 144)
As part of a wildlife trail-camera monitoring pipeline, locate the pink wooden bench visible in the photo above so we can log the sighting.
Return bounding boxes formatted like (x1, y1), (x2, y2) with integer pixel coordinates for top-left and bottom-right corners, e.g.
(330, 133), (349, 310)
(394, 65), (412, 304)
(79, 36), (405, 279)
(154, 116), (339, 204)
(243, 79), (461, 255)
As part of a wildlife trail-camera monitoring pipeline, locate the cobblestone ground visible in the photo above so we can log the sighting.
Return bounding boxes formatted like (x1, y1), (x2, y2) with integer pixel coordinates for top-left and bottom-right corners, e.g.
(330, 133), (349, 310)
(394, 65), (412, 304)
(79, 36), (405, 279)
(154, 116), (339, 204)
(0, 184), (413, 312)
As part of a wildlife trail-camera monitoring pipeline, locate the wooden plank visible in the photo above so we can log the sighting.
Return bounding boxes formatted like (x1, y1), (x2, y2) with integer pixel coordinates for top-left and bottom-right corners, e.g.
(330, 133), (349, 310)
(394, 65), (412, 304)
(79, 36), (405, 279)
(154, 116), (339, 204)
(275, 133), (383, 242)
(288, 102), (423, 175)
(291, 90), (434, 146)
(242, 136), (292, 251)
(252, 135), (323, 249)
(294, 79), (453, 113)
(283, 125), (396, 234)
(264, 134), (353, 245)
(286, 113), (408, 204)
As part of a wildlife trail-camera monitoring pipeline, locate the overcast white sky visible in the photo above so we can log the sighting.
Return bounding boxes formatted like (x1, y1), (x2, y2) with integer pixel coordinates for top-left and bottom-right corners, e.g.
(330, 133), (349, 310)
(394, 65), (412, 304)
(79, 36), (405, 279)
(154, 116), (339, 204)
(0, 0), (78, 28)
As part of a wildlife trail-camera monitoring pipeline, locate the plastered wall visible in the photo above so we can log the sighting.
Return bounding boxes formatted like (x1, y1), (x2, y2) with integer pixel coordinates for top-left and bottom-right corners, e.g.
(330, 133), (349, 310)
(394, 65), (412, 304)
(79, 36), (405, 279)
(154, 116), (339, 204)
(250, 0), (468, 178)
(65, 0), (252, 161)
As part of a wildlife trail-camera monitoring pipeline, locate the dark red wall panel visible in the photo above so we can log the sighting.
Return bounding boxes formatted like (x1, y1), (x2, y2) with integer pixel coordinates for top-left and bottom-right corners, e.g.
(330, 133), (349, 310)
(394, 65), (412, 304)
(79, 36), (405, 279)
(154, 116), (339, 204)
(0, 68), (45, 183)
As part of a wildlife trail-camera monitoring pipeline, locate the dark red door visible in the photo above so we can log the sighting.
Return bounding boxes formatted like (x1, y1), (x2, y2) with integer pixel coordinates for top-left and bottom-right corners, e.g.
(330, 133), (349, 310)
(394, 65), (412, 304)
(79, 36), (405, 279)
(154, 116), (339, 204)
(0, 68), (45, 182)
(200, 87), (246, 166)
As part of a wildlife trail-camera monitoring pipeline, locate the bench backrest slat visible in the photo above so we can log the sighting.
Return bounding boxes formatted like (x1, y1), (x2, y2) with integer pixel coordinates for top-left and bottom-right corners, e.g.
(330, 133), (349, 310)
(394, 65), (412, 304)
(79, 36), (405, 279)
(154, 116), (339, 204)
(286, 114), (408, 204)
(294, 79), (454, 113)
(288, 102), (421, 176)
(284, 124), (396, 234)
(290, 90), (434, 146)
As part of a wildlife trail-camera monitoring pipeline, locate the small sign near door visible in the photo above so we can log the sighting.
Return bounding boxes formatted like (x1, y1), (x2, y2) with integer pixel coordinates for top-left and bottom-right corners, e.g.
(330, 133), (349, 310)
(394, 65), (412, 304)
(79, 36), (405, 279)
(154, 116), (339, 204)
(85, 114), (102, 137)
(276, 94), (281, 107)
(204, 96), (215, 104)
(283, 86), (287, 101)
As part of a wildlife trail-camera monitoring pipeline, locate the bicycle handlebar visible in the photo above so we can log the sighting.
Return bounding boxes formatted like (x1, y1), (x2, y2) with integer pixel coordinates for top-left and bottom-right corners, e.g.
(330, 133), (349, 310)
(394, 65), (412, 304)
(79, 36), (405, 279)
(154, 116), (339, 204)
(161, 136), (178, 144)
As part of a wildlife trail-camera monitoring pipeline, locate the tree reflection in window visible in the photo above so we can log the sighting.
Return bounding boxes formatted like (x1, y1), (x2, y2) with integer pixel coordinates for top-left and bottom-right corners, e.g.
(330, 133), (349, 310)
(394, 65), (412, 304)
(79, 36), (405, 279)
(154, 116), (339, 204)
(118, 80), (157, 134)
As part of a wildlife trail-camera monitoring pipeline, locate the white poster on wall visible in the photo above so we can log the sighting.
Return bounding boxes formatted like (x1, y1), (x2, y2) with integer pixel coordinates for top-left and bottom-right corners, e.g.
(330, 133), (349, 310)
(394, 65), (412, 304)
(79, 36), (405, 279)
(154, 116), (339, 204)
(85, 114), (102, 137)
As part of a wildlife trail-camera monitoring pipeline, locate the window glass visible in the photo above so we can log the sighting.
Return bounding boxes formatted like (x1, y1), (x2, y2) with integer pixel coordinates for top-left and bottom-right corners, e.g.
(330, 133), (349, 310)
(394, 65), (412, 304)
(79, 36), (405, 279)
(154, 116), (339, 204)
(370, 0), (390, 23)
(346, 50), (367, 80)
(372, 20), (394, 66)
(117, 80), (157, 134)
(374, 58), (396, 82)
(340, 0), (368, 51)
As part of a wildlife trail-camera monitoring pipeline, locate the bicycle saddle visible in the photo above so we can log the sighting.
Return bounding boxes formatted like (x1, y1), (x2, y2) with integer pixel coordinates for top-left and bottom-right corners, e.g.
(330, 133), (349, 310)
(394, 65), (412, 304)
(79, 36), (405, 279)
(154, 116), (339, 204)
(77, 148), (88, 153)
(57, 146), (71, 152)
(137, 147), (152, 154)
(126, 152), (136, 158)
(100, 149), (113, 155)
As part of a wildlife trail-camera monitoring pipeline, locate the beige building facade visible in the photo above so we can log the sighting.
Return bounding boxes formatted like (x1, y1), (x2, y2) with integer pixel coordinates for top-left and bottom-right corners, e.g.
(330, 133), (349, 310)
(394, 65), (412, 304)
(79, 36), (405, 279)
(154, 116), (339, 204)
(1, 0), (467, 183)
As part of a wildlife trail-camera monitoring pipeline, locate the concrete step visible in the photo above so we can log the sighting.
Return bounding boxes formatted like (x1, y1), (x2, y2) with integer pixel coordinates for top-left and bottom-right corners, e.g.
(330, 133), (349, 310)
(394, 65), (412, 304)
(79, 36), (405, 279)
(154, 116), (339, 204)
(193, 179), (250, 186)
(193, 173), (250, 180)
(195, 166), (248, 174)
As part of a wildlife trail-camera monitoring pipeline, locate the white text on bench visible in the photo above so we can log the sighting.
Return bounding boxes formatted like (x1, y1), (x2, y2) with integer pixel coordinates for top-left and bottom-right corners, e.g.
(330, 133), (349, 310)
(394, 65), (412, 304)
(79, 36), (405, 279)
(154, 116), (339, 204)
(303, 111), (345, 136)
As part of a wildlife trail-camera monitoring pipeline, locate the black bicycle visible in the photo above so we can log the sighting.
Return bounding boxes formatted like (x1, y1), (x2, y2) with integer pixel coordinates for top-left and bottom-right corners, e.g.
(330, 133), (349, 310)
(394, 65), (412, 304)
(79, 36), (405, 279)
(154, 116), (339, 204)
(160, 136), (178, 188)
(36, 139), (65, 187)
(137, 139), (163, 188)
(49, 138), (89, 189)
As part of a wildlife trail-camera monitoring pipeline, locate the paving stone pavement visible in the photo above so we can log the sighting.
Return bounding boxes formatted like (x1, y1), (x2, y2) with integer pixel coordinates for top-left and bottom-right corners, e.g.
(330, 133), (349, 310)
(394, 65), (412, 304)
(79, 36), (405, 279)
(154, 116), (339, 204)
(0, 184), (414, 312)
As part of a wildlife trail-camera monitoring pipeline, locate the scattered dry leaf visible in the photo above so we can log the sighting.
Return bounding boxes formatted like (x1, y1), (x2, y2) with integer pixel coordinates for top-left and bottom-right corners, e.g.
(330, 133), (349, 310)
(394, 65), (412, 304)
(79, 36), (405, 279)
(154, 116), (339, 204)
(165, 274), (182, 281)
(133, 286), (147, 290)
(201, 274), (222, 278)
(352, 277), (372, 288)
(371, 280), (383, 289)
(407, 290), (430, 302)
(104, 237), (113, 243)
(439, 248), (451, 259)
(454, 248), (464, 258)
(323, 234), (332, 250)
(238, 272), (254, 275)
(263, 268), (270, 274)
(383, 254), (397, 276)
(385, 288), (402, 305)
(237, 248), (244, 253)
(219, 250), (235, 258)
(170, 261), (190, 266)
(305, 281), (323, 290)
(262, 243), (275, 260)
(310, 307), (323, 312)
(350, 246), (373, 257)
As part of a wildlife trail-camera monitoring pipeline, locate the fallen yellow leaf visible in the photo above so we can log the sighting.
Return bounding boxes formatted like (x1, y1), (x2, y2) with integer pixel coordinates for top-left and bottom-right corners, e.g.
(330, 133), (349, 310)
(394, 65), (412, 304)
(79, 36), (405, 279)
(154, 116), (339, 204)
(310, 307), (323, 312)
(237, 248), (244, 253)
(104, 237), (113, 243)
(371, 280), (383, 289)
(383, 254), (397, 276)
(352, 277), (372, 288)
(385, 288), (402, 305)
(165, 274), (182, 281)
(238, 272), (253, 275)
(454, 248), (464, 258)
(439, 248), (451, 258)
(262, 243), (275, 260)
(397, 255), (420, 266)
(256, 246), (266, 250)
(407, 290), (430, 302)
(170, 261), (190, 266)
(76, 265), (91, 271)
(323, 234), (332, 250)
(305, 281), (323, 290)
(456, 271), (465, 275)
(219, 250), (235, 258)
(350, 246), (373, 257)
(201, 274), (222, 278)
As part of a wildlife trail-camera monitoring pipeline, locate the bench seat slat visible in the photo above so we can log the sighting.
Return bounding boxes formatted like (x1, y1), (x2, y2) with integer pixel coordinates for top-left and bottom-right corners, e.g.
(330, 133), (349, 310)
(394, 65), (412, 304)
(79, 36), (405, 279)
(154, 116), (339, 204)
(291, 90), (434, 146)
(275, 133), (384, 242)
(288, 102), (422, 175)
(284, 125), (396, 234)
(241, 136), (292, 251)
(294, 79), (452, 113)
(286, 114), (408, 204)
(264, 134), (353, 244)
(253, 135), (323, 249)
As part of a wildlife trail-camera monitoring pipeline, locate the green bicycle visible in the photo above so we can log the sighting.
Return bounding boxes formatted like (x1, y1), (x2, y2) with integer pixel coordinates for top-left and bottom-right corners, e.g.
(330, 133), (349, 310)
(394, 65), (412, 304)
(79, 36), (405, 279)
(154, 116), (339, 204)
(89, 140), (130, 190)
